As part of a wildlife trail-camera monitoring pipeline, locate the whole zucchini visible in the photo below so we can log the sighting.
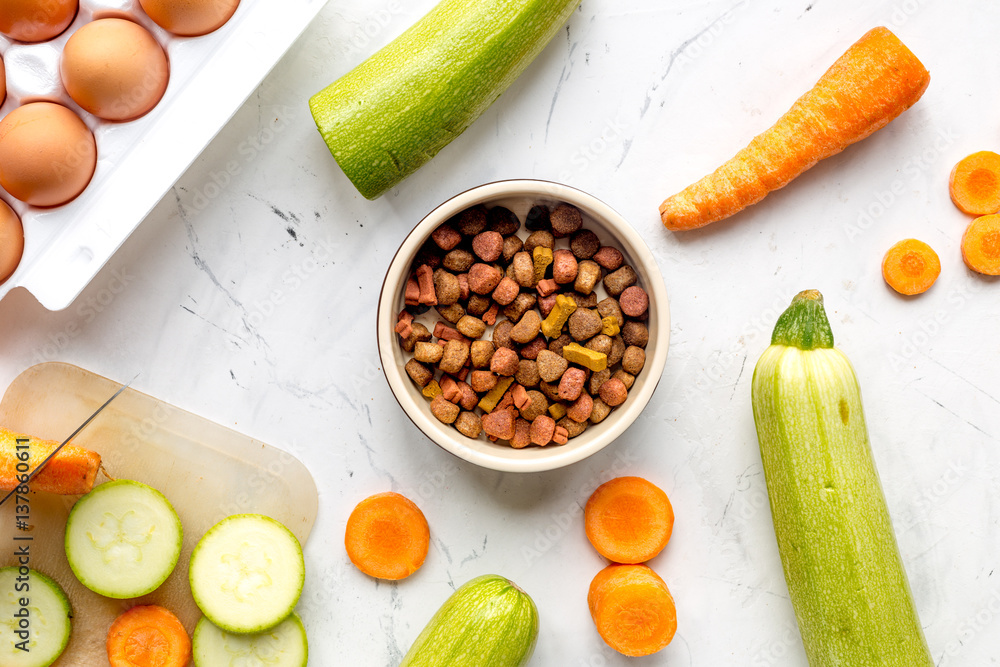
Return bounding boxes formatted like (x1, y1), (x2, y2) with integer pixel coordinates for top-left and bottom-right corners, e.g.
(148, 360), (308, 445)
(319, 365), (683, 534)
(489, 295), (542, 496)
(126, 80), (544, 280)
(751, 290), (932, 666)
(309, 0), (580, 200)
(400, 574), (538, 667)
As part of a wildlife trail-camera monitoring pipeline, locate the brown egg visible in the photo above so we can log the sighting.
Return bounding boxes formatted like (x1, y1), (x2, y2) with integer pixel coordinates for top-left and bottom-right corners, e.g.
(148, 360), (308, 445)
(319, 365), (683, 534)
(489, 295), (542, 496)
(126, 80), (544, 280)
(61, 19), (170, 122)
(0, 0), (78, 43)
(139, 0), (241, 37)
(0, 102), (97, 207)
(0, 199), (24, 284)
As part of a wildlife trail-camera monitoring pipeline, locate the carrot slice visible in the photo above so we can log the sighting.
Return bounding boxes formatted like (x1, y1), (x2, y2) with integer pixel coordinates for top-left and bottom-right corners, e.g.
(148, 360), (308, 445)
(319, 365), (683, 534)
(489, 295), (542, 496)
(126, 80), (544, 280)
(0, 427), (101, 494)
(962, 214), (1000, 275)
(106, 605), (191, 667)
(881, 239), (941, 295)
(585, 476), (674, 564)
(588, 563), (677, 657)
(950, 151), (1000, 216)
(345, 491), (430, 580)
(660, 27), (929, 231)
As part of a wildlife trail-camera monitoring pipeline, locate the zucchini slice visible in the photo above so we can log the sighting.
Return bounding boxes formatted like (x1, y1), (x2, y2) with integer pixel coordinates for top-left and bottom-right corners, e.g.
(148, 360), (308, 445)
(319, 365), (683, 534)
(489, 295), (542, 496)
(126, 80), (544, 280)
(192, 614), (307, 667)
(0, 567), (72, 667)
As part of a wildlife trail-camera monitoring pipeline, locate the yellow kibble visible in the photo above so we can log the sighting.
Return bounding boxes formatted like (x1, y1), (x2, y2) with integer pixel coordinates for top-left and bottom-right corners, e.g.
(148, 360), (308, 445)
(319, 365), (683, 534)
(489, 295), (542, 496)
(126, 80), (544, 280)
(562, 342), (608, 372)
(478, 376), (515, 413)
(548, 403), (568, 420)
(540, 294), (577, 339)
(600, 316), (620, 337)
(532, 246), (553, 284)
(422, 380), (443, 399)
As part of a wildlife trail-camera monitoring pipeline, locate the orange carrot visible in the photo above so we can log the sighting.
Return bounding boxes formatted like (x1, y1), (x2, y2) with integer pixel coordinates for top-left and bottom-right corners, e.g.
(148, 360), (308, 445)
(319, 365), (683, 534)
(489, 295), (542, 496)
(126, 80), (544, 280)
(950, 151), (1000, 216)
(588, 563), (677, 657)
(962, 214), (1000, 275)
(0, 427), (101, 495)
(106, 605), (191, 667)
(345, 491), (430, 580)
(660, 27), (930, 231)
(585, 476), (674, 564)
(882, 239), (941, 295)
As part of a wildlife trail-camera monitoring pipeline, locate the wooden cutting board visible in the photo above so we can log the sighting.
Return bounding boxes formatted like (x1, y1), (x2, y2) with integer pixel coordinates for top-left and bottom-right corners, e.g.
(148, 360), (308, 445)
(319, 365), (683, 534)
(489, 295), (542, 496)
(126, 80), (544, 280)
(0, 362), (318, 664)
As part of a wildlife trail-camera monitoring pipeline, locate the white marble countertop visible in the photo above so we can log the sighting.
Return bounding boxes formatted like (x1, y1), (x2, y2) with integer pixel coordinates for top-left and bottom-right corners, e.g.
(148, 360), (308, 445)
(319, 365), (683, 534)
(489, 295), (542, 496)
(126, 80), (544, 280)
(2, 0), (999, 664)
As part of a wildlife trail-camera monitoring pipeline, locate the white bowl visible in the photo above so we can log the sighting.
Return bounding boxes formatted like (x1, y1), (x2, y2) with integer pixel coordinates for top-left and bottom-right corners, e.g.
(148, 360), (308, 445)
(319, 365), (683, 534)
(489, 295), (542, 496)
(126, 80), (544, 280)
(377, 180), (670, 473)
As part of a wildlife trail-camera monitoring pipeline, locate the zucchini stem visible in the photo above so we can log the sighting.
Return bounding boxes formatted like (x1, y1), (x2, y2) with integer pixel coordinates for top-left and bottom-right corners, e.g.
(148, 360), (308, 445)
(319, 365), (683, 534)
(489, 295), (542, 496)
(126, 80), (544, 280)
(771, 290), (835, 350)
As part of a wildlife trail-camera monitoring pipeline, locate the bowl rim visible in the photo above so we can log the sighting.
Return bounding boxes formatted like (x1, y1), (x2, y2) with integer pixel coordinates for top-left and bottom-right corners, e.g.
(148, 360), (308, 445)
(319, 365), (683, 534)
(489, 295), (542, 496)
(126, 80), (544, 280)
(377, 179), (670, 473)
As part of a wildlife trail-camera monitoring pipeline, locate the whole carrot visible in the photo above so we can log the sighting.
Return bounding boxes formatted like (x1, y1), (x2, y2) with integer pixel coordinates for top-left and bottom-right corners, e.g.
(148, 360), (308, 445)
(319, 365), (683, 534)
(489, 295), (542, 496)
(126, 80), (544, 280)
(660, 27), (929, 231)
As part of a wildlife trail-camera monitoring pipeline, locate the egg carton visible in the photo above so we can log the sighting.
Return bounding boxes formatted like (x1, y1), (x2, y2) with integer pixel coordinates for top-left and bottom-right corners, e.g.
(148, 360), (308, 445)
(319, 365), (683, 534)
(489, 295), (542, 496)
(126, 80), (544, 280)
(0, 0), (328, 310)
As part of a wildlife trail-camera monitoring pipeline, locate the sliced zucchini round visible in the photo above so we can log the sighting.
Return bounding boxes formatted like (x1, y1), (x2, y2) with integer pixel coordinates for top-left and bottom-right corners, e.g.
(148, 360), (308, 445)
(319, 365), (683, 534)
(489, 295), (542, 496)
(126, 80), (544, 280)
(192, 613), (308, 667)
(0, 567), (72, 667)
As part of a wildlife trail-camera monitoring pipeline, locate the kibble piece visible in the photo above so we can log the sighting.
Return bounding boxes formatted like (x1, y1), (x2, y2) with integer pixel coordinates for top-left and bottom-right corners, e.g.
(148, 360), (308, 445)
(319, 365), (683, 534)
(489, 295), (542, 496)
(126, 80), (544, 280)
(592, 246), (624, 270)
(439, 340), (470, 375)
(415, 241), (443, 269)
(532, 246), (554, 284)
(478, 376), (515, 412)
(574, 260), (602, 295)
(492, 276), (520, 306)
(589, 368), (611, 395)
(558, 368), (587, 401)
(590, 398), (612, 424)
(529, 415), (556, 446)
(612, 369), (635, 391)
(568, 292), (598, 309)
(430, 394), (460, 424)
(455, 411), (482, 438)
(524, 230), (555, 253)
(468, 263), (503, 295)
(434, 321), (468, 343)
(431, 223), (462, 251)
(457, 382), (478, 410)
(440, 376), (461, 403)
(466, 294), (491, 316)
(550, 203), (583, 237)
(510, 309), (542, 344)
(599, 377), (628, 407)
(570, 230), (601, 259)
(622, 346), (646, 374)
(456, 315), (487, 339)
(492, 320), (515, 350)
(621, 321), (649, 348)
(519, 390), (548, 421)
(502, 235), (524, 262)
(490, 347), (520, 376)
(600, 316), (621, 337)
(512, 251), (535, 287)
(482, 304), (499, 326)
(552, 425), (570, 445)
(519, 336), (547, 360)
(503, 293), (537, 323)
(405, 278), (420, 305)
(540, 294), (577, 339)
(603, 265), (638, 297)
(557, 416), (587, 439)
(481, 408), (516, 440)
(515, 359), (541, 388)
(436, 303), (465, 324)
(584, 334), (613, 357)
(405, 359), (433, 387)
(552, 249), (579, 284)
(619, 285), (649, 318)
(539, 380), (561, 403)
(567, 308), (603, 341)
(547, 333), (572, 356)
(536, 350), (569, 383)
(470, 340), (495, 368)
(567, 392), (593, 423)
(401, 322), (432, 353)
(562, 342), (608, 372)
(472, 231), (504, 262)
(415, 265), (437, 306)
(511, 418), (532, 449)
(469, 370), (498, 393)
(538, 294), (557, 317)
(433, 269), (461, 306)
(597, 298), (624, 328)
(608, 335), (626, 366)
(535, 278), (558, 297)
(414, 342), (444, 364)
(525, 204), (551, 231)
(443, 248), (475, 272)
(511, 383), (530, 411)
(457, 274), (470, 300)
(455, 205), (488, 236)
(487, 206), (521, 235)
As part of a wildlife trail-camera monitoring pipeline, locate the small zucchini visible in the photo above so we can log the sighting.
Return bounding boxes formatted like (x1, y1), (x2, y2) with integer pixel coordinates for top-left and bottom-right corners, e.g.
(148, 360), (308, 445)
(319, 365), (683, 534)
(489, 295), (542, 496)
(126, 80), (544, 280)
(751, 290), (932, 666)
(400, 574), (538, 667)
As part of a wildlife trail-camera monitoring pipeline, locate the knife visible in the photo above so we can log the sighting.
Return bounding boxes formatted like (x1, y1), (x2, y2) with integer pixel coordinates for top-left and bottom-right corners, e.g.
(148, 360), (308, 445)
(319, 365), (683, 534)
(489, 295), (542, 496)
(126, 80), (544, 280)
(0, 374), (138, 507)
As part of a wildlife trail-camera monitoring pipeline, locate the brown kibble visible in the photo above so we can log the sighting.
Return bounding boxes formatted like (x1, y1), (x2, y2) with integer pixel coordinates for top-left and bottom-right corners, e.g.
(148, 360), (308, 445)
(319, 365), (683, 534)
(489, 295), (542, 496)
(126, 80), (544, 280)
(568, 292), (598, 309)
(433, 269), (461, 306)
(457, 382), (478, 410)
(558, 416), (588, 439)
(547, 333), (572, 356)
(558, 367), (587, 401)
(590, 398), (612, 424)
(567, 309), (603, 342)
(443, 248), (474, 272)
(455, 411), (482, 438)
(481, 408), (516, 440)
(453, 314), (484, 339)
(519, 390), (549, 421)
(552, 249), (579, 284)
(472, 231), (504, 262)
(401, 322), (432, 353)
(455, 205), (488, 236)
(539, 380), (561, 402)
(430, 394), (460, 424)
(619, 285), (649, 318)
(519, 336), (547, 361)
(492, 319), (515, 350)
(431, 223), (462, 251)
(550, 203), (583, 237)
(523, 230), (555, 253)
(622, 346), (646, 374)
(492, 276), (520, 306)
(439, 340), (470, 375)
(608, 335), (627, 366)
(599, 377), (627, 407)
(567, 392), (593, 423)
(510, 309), (542, 344)
(515, 359), (541, 388)
(570, 229), (601, 259)
(503, 293), (537, 323)
(470, 340), (495, 368)
(469, 370), (498, 393)
(466, 294), (491, 316)
(415, 241), (443, 270)
(589, 368), (611, 395)
(603, 265), (638, 297)
(525, 204), (551, 231)
(574, 260), (601, 295)
(468, 263), (503, 295)
(405, 359), (433, 388)
(551, 425), (570, 445)
(414, 341), (444, 364)
(502, 235), (524, 262)
(592, 246), (624, 270)
(597, 297), (624, 328)
(512, 251), (535, 287)
(529, 415), (556, 446)
(457, 273), (470, 301)
(511, 418), (532, 449)
(436, 303), (465, 324)
(538, 294), (557, 317)
(490, 347), (520, 376)
(621, 321), (649, 348)
(487, 206), (521, 236)
(585, 334), (613, 357)
(536, 350), (569, 383)
(612, 369), (635, 391)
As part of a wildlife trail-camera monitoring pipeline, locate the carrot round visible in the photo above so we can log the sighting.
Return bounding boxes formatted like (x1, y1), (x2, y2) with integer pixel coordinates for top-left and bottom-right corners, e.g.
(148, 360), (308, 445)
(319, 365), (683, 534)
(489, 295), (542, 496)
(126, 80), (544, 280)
(962, 214), (1000, 275)
(106, 605), (191, 667)
(950, 151), (1000, 216)
(660, 26), (930, 231)
(345, 491), (430, 580)
(588, 563), (677, 657)
(585, 476), (674, 564)
(882, 239), (941, 295)
(0, 427), (101, 495)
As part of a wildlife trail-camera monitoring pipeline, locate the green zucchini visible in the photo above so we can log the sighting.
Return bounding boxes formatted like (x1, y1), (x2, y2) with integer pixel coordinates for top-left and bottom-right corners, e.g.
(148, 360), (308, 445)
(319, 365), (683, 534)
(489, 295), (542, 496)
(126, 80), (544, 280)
(400, 574), (538, 667)
(309, 0), (580, 199)
(751, 290), (932, 666)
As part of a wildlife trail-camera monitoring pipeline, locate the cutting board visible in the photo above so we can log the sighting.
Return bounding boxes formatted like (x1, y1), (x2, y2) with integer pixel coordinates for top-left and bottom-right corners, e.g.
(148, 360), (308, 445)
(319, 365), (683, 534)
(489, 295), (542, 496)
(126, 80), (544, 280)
(0, 362), (318, 664)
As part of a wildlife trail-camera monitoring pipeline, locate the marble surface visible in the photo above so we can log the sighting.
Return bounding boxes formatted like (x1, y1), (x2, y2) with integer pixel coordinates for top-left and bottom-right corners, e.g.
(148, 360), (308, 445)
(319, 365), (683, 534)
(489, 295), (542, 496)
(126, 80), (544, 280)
(2, 0), (999, 664)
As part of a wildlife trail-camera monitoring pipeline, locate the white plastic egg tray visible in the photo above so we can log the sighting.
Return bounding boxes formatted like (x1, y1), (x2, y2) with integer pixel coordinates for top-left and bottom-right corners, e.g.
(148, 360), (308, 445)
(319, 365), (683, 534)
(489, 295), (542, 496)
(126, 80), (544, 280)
(0, 0), (328, 310)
